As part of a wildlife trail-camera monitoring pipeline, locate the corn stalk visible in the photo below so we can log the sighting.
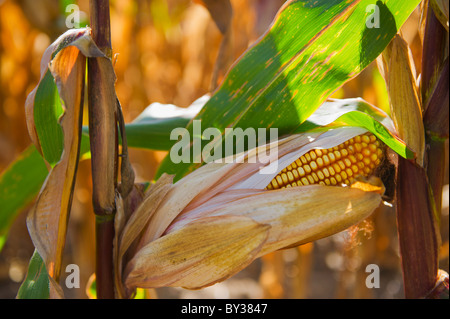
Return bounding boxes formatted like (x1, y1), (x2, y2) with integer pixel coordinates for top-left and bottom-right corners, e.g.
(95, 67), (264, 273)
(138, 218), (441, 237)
(396, 1), (448, 298)
(88, 0), (117, 299)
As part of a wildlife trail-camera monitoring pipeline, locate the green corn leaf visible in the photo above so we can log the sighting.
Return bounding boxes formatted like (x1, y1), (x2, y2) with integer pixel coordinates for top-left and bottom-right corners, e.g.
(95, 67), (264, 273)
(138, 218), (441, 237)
(0, 146), (48, 251)
(125, 118), (191, 151)
(33, 70), (65, 166)
(156, 0), (421, 180)
(16, 250), (50, 299)
(294, 98), (414, 159)
(114, 96), (205, 150)
(0, 137), (90, 253)
(82, 119), (190, 152)
(81, 97), (201, 150)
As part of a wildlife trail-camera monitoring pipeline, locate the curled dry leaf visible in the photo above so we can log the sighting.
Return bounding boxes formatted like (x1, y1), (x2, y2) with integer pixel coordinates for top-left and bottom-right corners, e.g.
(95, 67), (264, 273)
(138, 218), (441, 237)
(24, 28), (106, 297)
(25, 29), (104, 154)
(121, 127), (384, 293)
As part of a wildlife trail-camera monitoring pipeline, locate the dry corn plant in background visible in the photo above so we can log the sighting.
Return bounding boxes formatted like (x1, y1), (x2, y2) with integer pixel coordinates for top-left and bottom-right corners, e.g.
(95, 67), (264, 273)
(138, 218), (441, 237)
(0, 0), (448, 299)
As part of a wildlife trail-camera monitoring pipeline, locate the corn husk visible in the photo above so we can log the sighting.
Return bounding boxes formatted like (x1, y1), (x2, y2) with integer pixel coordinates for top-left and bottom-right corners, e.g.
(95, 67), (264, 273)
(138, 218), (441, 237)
(121, 127), (384, 293)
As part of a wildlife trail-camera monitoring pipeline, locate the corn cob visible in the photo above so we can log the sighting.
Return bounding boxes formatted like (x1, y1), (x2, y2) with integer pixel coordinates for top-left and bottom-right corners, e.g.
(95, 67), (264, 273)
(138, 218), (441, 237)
(266, 133), (385, 190)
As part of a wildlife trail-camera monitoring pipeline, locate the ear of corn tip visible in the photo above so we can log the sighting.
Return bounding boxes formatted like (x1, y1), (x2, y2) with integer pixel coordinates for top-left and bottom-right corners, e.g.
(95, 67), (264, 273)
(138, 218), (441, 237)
(266, 133), (385, 190)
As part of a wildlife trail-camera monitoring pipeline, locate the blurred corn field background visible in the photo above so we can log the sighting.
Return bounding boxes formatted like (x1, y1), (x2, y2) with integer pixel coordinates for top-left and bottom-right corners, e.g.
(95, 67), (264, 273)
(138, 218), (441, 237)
(0, 0), (448, 299)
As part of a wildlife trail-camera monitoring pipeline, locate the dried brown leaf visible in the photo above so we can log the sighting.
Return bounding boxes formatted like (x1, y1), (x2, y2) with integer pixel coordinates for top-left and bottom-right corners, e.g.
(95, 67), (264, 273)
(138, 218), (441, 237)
(26, 46), (85, 280)
(25, 29), (107, 295)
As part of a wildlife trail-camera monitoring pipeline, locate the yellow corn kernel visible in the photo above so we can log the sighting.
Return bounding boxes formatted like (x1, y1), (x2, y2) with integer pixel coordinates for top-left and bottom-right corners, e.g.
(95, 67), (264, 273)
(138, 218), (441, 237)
(328, 152), (336, 162)
(266, 133), (385, 189)
(287, 171), (294, 183)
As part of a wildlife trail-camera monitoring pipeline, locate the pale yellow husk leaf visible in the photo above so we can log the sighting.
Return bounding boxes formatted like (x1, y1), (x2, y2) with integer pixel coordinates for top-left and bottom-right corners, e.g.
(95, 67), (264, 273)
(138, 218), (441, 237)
(380, 34), (425, 166)
(125, 183), (381, 290)
(125, 215), (270, 289)
(121, 128), (383, 291)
